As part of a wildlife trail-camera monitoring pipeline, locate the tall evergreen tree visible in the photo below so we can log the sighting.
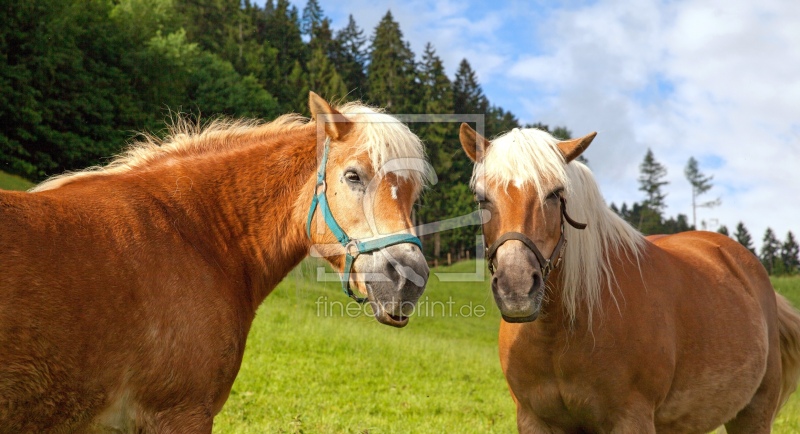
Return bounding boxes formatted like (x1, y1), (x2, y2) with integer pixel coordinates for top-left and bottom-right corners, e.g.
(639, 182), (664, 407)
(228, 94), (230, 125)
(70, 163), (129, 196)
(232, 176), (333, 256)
(286, 60), (309, 115)
(684, 156), (720, 229)
(416, 43), (454, 175)
(734, 222), (756, 255)
(309, 18), (336, 55)
(366, 11), (417, 112)
(333, 14), (367, 95)
(760, 228), (781, 275)
(300, 0), (324, 36)
(717, 225), (730, 237)
(415, 43), (457, 258)
(262, 0), (308, 112)
(306, 48), (346, 102)
(639, 149), (668, 213)
(782, 231), (800, 275)
(637, 149), (668, 233)
(453, 59), (488, 115)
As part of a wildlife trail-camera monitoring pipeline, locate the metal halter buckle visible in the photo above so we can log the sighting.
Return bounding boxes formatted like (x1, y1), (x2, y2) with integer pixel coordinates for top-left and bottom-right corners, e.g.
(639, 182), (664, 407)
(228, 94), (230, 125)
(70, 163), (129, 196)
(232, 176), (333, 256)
(315, 180), (327, 195)
(344, 240), (361, 259)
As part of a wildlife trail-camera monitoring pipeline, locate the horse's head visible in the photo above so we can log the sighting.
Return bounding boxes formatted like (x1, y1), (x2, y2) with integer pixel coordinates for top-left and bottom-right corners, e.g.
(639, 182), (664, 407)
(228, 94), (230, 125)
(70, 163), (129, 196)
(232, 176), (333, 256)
(306, 93), (430, 328)
(459, 123), (596, 323)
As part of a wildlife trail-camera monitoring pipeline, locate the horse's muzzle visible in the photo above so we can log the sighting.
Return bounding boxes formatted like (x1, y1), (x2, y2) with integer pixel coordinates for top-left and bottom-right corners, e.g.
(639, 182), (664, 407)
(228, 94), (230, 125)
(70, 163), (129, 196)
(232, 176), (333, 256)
(490, 242), (544, 323)
(359, 244), (429, 328)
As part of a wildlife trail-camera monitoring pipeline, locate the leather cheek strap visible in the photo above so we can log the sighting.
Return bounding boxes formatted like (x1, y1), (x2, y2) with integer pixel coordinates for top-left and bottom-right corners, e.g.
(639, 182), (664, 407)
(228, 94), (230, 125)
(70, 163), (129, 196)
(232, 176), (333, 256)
(485, 196), (585, 278)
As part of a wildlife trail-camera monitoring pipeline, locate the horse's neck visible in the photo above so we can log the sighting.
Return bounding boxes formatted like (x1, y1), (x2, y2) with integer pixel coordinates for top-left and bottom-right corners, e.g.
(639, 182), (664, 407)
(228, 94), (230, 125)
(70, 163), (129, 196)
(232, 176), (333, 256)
(141, 128), (318, 309)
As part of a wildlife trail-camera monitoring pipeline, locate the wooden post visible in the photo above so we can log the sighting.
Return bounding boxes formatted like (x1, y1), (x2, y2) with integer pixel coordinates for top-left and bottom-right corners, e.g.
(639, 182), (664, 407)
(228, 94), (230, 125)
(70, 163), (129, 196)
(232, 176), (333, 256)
(466, 250), (470, 260)
(447, 252), (452, 266)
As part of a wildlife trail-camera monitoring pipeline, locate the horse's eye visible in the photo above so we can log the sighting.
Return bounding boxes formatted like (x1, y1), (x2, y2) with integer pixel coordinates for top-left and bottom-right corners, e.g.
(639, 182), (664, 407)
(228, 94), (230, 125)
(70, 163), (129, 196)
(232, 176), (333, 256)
(344, 171), (361, 184)
(547, 188), (564, 201)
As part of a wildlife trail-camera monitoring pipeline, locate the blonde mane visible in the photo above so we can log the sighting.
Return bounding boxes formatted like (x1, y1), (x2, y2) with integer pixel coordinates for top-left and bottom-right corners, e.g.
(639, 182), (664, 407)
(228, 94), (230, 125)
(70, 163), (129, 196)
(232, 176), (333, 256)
(473, 128), (646, 324)
(33, 102), (428, 192)
(333, 102), (430, 189)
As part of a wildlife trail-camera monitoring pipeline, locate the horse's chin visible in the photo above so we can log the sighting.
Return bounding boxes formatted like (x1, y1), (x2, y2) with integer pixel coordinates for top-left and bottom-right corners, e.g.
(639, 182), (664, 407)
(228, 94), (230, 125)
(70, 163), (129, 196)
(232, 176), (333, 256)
(366, 284), (411, 328)
(496, 289), (544, 323)
(501, 312), (540, 323)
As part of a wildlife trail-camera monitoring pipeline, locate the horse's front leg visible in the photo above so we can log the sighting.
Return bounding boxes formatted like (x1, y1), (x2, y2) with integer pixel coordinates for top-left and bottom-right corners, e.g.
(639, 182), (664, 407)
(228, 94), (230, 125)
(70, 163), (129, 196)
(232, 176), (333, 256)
(516, 405), (569, 434)
(608, 402), (656, 434)
(148, 407), (213, 434)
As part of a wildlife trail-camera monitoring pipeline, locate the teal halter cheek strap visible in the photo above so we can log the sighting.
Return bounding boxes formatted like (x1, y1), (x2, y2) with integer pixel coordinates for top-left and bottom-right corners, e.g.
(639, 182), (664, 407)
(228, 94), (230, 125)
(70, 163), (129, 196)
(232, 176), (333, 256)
(306, 137), (423, 302)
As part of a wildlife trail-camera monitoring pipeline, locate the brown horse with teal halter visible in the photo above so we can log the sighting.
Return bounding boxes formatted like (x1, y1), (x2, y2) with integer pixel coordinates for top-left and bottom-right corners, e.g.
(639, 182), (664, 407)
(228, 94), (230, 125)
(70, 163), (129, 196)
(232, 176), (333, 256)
(0, 93), (429, 432)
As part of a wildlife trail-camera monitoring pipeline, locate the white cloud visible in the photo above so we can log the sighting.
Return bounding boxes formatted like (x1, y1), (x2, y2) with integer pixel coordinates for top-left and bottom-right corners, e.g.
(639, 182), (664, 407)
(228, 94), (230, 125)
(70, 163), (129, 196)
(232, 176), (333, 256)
(503, 0), (800, 241)
(304, 0), (800, 244)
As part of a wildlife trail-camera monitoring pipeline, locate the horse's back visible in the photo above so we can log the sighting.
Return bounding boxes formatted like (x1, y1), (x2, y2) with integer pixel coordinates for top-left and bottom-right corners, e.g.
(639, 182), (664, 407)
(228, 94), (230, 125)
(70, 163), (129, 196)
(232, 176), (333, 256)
(645, 231), (780, 430)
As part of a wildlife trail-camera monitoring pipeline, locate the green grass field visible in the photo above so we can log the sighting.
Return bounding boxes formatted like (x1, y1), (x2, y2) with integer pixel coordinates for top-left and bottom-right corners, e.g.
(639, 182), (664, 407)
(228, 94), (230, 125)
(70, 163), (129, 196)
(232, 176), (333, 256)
(773, 277), (800, 432)
(0, 170), (34, 191)
(214, 260), (800, 433)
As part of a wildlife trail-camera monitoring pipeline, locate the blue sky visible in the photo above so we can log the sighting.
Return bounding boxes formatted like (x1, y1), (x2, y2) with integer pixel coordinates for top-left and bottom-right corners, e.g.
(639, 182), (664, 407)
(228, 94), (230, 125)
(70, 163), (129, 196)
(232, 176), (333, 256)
(276, 0), (800, 243)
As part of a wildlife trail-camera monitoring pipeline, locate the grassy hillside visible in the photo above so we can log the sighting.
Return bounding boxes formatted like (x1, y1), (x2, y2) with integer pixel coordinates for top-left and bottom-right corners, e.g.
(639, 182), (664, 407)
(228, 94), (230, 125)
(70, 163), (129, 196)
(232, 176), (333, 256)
(214, 260), (800, 433)
(0, 170), (34, 191)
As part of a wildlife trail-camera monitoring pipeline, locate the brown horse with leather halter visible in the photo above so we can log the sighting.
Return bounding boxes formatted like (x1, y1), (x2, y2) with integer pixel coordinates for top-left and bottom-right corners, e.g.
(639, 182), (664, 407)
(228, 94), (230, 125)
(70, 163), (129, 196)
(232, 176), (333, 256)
(460, 123), (800, 433)
(0, 92), (430, 433)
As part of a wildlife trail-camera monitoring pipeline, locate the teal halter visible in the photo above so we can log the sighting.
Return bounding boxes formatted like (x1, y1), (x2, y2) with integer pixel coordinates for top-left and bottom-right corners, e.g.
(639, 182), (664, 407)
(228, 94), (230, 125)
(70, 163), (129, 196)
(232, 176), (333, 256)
(306, 137), (423, 302)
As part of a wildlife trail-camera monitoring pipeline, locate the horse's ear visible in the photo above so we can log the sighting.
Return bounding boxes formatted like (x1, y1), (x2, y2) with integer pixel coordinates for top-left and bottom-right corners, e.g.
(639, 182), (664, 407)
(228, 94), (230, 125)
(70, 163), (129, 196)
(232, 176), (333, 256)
(459, 123), (490, 162)
(557, 132), (597, 163)
(308, 91), (353, 140)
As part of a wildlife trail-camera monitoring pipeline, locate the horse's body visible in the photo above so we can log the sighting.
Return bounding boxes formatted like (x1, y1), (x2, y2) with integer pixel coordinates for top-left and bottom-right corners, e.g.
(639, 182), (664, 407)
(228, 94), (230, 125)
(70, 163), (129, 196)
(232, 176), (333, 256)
(0, 94), (429, 432)
(459, 124), (800, 433)
(501, 231), (800, 433)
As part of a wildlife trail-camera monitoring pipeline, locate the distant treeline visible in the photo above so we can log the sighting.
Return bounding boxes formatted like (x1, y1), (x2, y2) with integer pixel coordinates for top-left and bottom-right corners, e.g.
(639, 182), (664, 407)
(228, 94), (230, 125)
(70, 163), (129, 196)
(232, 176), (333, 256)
(1, 0), (533, 257)
(609, 149), (799, 276)
(2, 1), (797, 270)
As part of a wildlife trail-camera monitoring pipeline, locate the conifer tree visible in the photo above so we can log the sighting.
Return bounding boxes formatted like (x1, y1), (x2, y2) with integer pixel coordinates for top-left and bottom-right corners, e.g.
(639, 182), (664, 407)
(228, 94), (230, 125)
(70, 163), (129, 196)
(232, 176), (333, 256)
(415, 43), (458, 257)
(734, 222), (757, 255)
(639, 149), (668, 213)
(300, 0), (323, 36)
(333, 14), (367, 94)
(717, 225), (730, 237)
(760, 228), (781, 274)
(287, 60), (309, 115)
(307, 48), (346, 102)
(366, 11), (416, 112)
(782, 231), (800, 275)
(684, 156), (720, 229)
(637, 149), (668, 233)
(453, 59), (488, 115)
(262, 0), (307, 112)
(309, 18), (335, 56)
(416, 43), (454, 175)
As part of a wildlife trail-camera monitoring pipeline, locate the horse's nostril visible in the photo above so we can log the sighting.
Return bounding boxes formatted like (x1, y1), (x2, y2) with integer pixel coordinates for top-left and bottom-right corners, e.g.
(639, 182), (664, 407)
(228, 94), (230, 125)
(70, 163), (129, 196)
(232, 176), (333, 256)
(530, 272), (542, 295)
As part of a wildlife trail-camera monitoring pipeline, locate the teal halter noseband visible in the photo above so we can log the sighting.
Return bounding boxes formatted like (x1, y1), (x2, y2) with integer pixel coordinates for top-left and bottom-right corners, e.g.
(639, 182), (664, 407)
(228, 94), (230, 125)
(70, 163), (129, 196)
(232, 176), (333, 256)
(306, 137), (423, 302)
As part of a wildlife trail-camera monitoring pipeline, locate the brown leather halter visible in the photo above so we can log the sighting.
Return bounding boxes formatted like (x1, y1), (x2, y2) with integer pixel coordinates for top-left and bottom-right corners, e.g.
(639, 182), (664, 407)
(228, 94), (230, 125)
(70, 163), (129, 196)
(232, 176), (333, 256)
(485, 196), (587, 281)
